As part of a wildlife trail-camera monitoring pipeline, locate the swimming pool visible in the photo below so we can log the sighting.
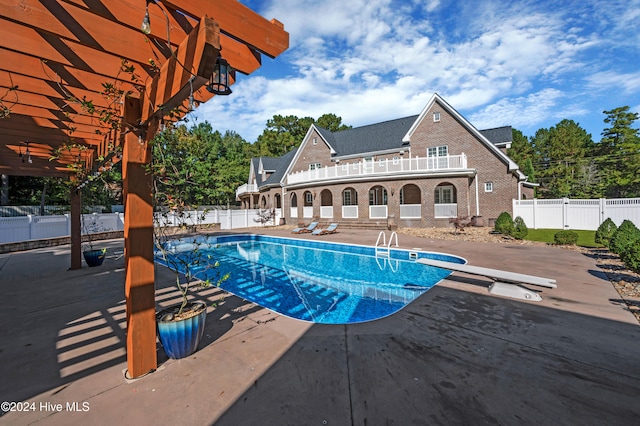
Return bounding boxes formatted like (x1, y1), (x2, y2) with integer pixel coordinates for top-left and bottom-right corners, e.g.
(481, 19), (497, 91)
(156, 234), (466, 324)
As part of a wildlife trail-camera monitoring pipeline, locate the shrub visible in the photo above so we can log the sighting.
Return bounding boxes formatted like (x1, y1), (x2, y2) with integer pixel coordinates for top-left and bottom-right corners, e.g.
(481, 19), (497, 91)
(554, 230), (578, 245)
(610, 220), (640, 255)
(622, 243), (640, 273)
(511, 216), (528, 240)
(495, 212), (514, 235)
(595, 218), (617, 247)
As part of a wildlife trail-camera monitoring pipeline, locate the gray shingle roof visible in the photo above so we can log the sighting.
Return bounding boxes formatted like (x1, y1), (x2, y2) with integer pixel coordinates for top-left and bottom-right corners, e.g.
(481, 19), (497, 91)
(480, 126), (512, 146)
(327, 115), (419, 157)
(259, 148), (298, 188)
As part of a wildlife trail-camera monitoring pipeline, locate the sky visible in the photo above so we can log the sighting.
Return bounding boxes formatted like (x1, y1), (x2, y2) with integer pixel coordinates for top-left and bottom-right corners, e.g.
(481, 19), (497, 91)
(193, 0), (640, 143)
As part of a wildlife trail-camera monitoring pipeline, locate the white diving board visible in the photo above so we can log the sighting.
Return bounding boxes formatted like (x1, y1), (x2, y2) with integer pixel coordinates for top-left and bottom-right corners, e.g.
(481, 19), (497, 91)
(417, 258), (556, 302)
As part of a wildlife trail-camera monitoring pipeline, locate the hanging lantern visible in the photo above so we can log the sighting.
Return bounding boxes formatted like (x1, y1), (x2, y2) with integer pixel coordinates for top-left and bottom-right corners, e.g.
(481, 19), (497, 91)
(206, 56), (232, 95)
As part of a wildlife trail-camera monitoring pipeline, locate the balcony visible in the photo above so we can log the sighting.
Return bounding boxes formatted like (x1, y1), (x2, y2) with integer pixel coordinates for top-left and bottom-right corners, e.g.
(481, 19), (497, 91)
(236, 183), (258, 199)
(286, 154), (468, 185)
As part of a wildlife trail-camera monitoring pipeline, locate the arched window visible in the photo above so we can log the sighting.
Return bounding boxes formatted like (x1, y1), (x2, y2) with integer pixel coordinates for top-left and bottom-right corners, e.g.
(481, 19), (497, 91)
(274, 193), (282, 209)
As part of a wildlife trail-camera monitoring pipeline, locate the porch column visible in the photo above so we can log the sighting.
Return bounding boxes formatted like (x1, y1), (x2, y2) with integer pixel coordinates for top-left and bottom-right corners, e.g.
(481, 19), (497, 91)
(70, 184), (82, 270)
(123, 97), (157, 378)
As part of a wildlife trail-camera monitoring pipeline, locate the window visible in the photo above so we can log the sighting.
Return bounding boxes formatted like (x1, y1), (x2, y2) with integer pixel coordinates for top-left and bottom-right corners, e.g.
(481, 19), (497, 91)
(309, 163), (321, 171)
(392, 156), (400, 165)
(342, 188), (357, 205)
(312, 137), (317, 145)
(485, 182), (493, 193)
(433, 112), (441, 122)
(435, 185), (454, 204)
(305, 192), (313, 204)
(378, 159), (385, 166)
(427, 145), (448, 157)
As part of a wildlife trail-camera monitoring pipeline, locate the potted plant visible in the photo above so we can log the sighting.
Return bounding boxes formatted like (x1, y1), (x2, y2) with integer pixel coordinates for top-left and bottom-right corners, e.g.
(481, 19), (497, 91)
(81, 212), (107, 267)
(150, 129), (229, 359)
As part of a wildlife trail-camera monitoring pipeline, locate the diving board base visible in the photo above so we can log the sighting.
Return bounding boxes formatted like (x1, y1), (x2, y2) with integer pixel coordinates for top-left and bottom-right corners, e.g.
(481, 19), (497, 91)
(489, 282), (542, 302)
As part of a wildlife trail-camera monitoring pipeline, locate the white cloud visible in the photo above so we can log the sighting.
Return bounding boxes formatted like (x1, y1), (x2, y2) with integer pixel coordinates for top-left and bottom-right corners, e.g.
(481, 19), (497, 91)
(469, 89), (564, 129)
(197, 0), (640, 142)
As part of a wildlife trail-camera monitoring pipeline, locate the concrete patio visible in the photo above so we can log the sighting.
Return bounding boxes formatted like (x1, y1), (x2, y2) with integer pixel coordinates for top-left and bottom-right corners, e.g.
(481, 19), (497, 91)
(1, 228), (639, 425)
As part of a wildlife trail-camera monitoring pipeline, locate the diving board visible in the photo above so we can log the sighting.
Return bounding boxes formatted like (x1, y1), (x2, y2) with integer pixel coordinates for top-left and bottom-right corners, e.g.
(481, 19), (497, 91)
(416, 258), (556, 301)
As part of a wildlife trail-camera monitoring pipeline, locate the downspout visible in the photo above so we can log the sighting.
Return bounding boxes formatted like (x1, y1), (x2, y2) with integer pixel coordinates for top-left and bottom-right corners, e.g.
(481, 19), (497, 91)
(474, 171), (480, 216)
(518, 180), (522, 200)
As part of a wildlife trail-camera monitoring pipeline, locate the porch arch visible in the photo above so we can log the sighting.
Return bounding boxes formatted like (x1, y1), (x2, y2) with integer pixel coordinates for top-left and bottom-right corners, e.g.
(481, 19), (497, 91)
(400, 184), (421, 219)
(368, 185), (388, 219)
(320, 189), (333, 219)
(434, 182), (458, 218)
(341, 187), (358, 219)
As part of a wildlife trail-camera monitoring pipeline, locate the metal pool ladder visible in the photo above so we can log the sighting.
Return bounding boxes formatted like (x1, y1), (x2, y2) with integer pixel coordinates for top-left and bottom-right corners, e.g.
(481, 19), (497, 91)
(375, 231), (399, 257)
(375, 231), (399, 271)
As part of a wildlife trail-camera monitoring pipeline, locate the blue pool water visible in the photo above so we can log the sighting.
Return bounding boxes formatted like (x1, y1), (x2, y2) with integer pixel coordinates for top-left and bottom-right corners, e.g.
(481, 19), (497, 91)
(156, 234), (466, 324)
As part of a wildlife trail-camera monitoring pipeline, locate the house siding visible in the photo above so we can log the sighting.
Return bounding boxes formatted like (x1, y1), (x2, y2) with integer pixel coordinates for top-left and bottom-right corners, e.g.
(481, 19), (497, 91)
(239, 94), (530, 228)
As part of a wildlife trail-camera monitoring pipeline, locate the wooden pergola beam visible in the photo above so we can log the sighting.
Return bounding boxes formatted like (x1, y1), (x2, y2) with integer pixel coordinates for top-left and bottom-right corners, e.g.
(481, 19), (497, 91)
(163, 0), (289, 58)
(141, 16), (220, 123)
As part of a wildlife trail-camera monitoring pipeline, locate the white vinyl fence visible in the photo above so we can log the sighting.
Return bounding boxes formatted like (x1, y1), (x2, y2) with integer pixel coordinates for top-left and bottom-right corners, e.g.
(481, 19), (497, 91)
(513, 198), (640, 230)
(0, 209), (282, 244)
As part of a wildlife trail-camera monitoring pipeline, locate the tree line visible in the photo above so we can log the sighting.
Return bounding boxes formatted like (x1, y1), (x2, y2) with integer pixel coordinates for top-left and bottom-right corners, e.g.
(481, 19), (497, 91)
(2, 106), (638, 210)
(507, 107), (640, 198)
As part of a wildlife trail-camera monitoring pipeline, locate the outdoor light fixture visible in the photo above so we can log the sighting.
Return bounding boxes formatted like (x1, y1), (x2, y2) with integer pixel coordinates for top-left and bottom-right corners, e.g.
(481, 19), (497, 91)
(19, 142), (32, 164)
(141, 3), (151, 34)
(206, 56), (232, 95)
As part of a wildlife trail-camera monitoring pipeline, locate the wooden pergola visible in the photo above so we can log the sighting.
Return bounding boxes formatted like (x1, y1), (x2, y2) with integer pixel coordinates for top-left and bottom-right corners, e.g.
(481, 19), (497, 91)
(0, 0), (287, 378)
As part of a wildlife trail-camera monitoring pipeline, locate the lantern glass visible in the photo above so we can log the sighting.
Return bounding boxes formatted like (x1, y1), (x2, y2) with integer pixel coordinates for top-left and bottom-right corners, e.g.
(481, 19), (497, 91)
(207, 56), (232, 95)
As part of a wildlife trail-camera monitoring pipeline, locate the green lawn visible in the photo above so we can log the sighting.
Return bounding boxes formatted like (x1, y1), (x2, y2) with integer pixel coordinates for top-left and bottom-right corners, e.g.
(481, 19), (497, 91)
(524, 229), (602, 248)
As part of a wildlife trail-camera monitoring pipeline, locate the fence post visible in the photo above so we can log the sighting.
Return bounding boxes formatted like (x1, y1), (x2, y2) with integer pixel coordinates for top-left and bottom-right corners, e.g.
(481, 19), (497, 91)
(532, 199), (537, 229)
(245, 209), (249, 228)
(27, 214), (33, 240)
(563, 198), (570, 229)
(227, 209), (232, 229)
(599, 198), (606, 225)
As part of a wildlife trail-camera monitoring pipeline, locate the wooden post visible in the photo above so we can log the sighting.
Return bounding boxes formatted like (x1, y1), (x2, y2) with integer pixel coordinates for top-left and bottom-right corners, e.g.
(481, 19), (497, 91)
(123, 97), (157, 378)
(70, 183), (82, 270)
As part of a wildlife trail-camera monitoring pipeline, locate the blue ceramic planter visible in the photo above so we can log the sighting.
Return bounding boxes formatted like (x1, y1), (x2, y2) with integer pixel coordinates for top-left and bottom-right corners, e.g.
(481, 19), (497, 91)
(83, 249), (106, 267)
(157, 302), (207, 359)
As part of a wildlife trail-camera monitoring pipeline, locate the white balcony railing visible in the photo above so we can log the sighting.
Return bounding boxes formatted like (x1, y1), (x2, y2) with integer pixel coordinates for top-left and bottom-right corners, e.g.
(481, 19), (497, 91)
(236, 183), (258, 198)
(286, 154), (467, 185)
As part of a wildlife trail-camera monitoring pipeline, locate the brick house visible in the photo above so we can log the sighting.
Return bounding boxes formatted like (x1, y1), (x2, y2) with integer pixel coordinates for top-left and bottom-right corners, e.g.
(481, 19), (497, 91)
(236, 93), (534, 228)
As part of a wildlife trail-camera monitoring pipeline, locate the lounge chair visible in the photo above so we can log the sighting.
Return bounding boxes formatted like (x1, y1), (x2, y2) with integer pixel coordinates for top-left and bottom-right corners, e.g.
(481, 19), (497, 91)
(291, 221), (318, 234)
(312, 223), (338, 235)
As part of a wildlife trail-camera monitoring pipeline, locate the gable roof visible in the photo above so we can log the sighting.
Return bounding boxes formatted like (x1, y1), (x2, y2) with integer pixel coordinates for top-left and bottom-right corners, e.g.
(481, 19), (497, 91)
(404, 93), (518, 171)
(258, 148), (298, 189)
